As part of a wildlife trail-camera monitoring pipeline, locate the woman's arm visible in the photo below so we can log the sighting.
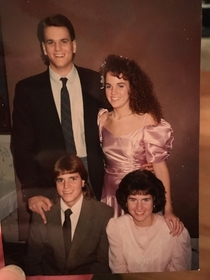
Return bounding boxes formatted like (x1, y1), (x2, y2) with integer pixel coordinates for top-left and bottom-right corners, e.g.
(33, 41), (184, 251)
(153, 161), (183, 236)
(168, 228), (192, 271)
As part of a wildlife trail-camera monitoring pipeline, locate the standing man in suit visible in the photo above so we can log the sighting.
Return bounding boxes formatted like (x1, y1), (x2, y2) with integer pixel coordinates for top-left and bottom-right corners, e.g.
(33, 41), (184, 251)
(12, 14), (105, 223)
(24, 155), (113, 275)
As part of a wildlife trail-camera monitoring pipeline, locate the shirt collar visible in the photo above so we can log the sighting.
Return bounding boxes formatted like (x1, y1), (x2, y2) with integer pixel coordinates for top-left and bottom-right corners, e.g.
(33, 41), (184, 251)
(60, 194), (83, 215)
(49, 64), (77, 85)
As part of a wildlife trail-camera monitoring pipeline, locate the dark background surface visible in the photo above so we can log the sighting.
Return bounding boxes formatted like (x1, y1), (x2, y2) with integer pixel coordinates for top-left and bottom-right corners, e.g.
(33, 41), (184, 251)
(0, 0), (200, 238)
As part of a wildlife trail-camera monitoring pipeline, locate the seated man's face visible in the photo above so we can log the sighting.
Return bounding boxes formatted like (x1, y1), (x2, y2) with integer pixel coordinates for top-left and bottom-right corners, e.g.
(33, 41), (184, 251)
(56, 172), (85, 207)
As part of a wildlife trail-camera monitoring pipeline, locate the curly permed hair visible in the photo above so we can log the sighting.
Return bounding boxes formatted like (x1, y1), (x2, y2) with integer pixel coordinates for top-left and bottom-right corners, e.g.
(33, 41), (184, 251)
(116, 169), (166, 214)
(100, 54), (163, 123)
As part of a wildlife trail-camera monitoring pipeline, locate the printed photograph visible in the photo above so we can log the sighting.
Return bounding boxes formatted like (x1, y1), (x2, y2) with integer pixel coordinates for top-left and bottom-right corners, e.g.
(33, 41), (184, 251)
(0, 0), (204, 279)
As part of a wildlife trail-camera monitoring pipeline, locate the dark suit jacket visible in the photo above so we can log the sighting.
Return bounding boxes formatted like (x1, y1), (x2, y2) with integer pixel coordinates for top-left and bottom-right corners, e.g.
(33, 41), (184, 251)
(12, 66), (105, 200)
(24, 198), (114, 275)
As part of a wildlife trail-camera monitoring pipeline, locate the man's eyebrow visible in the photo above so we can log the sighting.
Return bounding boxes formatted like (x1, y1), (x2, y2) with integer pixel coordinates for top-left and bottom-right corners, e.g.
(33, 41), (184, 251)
(45, 39), (53, 42)
(45, 38), (70, 42)
(57, 174), (79, 178)
(70, 175), (79, 178)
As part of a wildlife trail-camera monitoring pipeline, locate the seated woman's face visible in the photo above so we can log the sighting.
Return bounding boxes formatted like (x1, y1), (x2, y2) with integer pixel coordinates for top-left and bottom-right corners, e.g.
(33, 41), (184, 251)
(127, 194), (154, 227)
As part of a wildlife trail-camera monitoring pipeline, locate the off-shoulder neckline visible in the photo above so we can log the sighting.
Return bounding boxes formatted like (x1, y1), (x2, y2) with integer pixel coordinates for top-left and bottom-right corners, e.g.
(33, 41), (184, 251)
(102, 121), (162, 138)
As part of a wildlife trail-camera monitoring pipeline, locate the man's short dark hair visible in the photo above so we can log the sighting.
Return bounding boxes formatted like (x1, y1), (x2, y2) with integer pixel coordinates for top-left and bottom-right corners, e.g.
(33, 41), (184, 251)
(37, 14), (76, 65)
(37, 14), (75, 43)
(116, 170), (166, 214)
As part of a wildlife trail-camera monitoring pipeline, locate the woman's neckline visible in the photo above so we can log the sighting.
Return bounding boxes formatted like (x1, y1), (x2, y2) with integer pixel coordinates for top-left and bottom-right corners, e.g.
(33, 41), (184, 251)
(103, 125), (144, 137)
(133, 214), (156, 231)
(109, 111), (133, 121)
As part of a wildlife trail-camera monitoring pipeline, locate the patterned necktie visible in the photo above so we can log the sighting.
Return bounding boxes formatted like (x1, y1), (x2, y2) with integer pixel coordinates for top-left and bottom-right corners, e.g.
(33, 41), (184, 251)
(60, 77), (77, 154)
(63, 208), (73, 258)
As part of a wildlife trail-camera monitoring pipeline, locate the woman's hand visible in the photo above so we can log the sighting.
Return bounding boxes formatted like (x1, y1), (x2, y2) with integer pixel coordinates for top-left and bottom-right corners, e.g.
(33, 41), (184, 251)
(141, 162), (154, 173)
(164, 210), (184, 236)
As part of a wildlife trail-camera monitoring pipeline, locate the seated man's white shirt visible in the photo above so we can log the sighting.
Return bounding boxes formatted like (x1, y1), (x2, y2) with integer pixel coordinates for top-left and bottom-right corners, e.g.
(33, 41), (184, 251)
(60, 195), (83, 239)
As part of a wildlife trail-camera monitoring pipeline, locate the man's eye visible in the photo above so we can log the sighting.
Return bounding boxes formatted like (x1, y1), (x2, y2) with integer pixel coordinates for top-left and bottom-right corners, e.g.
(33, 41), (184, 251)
(71, 177), (77, 181)
(56, 179), (63, 183)
(105, 84), (111, 89)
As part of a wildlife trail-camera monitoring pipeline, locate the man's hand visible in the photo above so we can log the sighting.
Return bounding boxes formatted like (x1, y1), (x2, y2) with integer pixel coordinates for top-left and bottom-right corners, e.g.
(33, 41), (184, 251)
(28, 196), (52, 224)
(141, 162), (154, 173)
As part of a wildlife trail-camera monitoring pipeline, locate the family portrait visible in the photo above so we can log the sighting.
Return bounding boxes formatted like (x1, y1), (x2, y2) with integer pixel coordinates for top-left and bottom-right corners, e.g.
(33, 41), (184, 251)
(0, 0), (203, 279)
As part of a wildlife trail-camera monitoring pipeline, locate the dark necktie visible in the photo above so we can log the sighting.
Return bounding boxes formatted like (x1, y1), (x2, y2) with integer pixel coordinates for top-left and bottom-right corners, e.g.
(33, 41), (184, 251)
(60, 77), (77, 154)
(63, 208), (73, 257)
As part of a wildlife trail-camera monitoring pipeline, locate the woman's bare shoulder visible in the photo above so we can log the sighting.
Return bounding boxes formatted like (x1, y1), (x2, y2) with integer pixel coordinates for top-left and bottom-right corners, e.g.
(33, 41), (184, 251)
(99, 109), (109, 125)
(143, 113), (157, 126)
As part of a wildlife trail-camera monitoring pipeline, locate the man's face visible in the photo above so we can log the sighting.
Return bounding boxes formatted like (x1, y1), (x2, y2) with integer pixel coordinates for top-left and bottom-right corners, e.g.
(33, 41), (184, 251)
(56, 172), (84, 207)
(42, 26), (76, 76)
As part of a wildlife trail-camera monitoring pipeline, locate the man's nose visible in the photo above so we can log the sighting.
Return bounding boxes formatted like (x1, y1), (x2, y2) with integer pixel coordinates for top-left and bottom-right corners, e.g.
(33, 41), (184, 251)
(63, 180), (69, 188)
(54, 42), (61, 51)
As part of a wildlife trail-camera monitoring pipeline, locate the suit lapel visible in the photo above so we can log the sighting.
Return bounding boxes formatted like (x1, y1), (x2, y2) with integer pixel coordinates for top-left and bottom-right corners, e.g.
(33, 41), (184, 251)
(76, 66), (97, 151)
(66, 199), (93, 265)
(39, 71), (62, 131)
(46, 201), (66, 271)
(76, 66), (90, 127)
(35, 70), (65, 152)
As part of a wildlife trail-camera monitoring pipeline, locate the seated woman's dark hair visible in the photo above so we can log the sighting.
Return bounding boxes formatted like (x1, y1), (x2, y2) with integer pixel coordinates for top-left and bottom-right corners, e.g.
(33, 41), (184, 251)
(116, 170), (166, 214)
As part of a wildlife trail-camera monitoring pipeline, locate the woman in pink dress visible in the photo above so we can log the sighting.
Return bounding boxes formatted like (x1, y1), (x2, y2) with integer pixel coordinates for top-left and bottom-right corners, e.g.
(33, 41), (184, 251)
(106, 170), (191, 273)
(98, 54), (182, 235)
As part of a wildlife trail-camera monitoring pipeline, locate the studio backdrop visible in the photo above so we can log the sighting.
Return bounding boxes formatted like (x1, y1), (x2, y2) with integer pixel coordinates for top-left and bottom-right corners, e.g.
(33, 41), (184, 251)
(0, 0), (200, 238)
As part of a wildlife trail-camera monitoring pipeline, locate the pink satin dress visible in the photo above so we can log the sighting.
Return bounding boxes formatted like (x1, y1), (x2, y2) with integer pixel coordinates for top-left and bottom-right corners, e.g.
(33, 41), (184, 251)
(98, 109), (174, 217)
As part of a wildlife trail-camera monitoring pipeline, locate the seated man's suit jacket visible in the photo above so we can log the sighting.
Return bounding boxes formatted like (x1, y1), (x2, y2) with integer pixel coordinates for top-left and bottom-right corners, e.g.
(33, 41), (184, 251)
(24, 198), (114, 275)
(12, 66), (105, 201)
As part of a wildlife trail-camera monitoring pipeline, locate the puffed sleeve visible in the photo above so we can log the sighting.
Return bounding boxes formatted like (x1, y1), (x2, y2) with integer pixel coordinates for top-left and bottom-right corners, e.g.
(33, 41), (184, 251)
(168, 228), (192, 271)
(97, 108), (108, 143)
(143, 119), (174, 163)
(106, 218), (128, 273)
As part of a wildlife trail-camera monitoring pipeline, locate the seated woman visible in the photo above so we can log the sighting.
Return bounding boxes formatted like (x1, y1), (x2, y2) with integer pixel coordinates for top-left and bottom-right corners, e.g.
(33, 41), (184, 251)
(106, 170), (192, 273)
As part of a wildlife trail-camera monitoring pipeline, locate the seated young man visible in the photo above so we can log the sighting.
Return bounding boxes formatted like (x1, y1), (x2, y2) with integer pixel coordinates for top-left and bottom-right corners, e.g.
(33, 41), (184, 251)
(24, 155), (114, 275)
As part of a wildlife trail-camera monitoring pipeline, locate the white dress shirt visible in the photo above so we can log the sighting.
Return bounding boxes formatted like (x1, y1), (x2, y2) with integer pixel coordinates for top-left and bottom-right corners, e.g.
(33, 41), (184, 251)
(49, 65), (87, 157)
(60, 194), (83, 240)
